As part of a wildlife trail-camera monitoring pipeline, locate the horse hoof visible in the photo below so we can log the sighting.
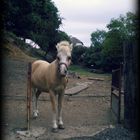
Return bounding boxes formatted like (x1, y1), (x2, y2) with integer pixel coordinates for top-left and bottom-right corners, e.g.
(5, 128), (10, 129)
(33, 111), (39, 119)
(33, 115), (38, 119)
(58, 124), (65, 129)
(52, 128), (58, 133)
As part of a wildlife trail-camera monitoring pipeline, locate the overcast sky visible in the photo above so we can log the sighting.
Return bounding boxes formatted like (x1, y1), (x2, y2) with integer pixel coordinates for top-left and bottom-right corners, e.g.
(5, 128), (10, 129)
(53, 0), (136, 46)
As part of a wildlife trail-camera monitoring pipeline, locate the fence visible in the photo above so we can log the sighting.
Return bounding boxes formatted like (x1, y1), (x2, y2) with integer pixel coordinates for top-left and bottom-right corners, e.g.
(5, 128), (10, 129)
(111, 64), (124, 123)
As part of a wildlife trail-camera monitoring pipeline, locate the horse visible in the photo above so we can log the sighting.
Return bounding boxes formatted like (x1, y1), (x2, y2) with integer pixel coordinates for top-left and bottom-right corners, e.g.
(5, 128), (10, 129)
(31, 41), (73, 132)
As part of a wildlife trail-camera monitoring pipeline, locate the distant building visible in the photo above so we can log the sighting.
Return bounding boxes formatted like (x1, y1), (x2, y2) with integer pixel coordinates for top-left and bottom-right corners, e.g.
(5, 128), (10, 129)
(69, 36), (84, 47)
(24, 39), (40, 49)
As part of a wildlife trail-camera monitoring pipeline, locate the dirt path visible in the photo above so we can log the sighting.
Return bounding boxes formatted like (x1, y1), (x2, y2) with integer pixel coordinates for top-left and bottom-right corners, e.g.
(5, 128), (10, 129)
(2, 58), (116, 140)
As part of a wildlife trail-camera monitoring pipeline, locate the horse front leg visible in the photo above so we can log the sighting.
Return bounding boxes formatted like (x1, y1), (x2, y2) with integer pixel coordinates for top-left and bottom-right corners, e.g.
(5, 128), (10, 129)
(49, 91), (58, 132)
(58, 92), (65, 129)
(32, 88), (41, 118)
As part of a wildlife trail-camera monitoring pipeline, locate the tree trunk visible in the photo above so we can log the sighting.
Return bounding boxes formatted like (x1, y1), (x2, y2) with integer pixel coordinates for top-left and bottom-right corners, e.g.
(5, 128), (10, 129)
(123, 41), (139, 131)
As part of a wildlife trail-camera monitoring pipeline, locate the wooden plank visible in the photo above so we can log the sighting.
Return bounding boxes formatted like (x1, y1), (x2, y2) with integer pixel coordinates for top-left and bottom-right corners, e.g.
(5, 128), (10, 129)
(111, 89), (119, 97)
(65, 85), (88, 96)
(111, 93), (119, 116)
(87, 77), (104, 81)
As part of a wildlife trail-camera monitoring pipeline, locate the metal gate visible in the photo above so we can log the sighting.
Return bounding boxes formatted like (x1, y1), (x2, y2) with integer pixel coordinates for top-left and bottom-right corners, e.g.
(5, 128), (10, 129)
(111, 64), (124, 123)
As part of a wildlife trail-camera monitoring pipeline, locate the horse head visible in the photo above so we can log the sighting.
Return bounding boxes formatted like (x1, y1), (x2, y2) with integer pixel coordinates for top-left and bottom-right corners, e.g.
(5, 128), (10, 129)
(56, 41), (73, 77)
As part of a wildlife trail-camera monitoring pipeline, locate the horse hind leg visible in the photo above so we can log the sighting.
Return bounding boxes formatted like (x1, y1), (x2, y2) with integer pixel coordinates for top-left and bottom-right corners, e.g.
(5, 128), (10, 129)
(32, 88), (41, 118)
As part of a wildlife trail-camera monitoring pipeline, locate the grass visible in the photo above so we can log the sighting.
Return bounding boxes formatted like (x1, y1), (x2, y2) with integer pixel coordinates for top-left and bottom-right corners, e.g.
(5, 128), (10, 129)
(69, 65), (111, 79)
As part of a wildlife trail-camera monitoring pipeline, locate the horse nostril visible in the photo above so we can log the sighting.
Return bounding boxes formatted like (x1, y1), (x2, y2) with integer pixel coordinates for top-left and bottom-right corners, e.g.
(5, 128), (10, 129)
(64, 70), (67, 74)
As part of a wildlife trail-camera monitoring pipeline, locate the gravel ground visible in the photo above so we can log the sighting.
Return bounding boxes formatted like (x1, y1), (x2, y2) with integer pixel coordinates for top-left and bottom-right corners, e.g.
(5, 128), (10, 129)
(65, 125), (137, 140)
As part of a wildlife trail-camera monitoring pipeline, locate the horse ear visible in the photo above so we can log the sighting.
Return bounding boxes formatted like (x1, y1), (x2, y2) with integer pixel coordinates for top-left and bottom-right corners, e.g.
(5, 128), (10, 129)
(56, 43), (60, 51)
(70, 43), (73, 51)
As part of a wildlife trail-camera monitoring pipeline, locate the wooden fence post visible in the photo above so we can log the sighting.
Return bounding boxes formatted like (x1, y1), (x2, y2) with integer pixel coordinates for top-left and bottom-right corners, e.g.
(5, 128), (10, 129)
(123, 42), (138, 131)
(27, 62), (32, 130)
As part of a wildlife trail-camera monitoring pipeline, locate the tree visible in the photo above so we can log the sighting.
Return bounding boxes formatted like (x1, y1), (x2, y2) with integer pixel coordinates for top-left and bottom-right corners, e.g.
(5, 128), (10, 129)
(101, 29), (123, 71)
(83, 46), (103, 69)
(87, 12), (137, 72)
(91, 30), (106, 47)
(4, 0), (62, 55)
(83, 30), (106, 69)
(107, 12), (137, 42)
(56, 30), (70, 43)
(101, 12), (137, 71)
(72, 45), (87, 65)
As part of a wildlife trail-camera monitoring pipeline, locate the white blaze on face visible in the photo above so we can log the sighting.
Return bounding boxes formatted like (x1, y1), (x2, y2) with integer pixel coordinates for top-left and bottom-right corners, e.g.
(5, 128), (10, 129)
(56, 41), (73, 76)
(60, 63), (67, 76)
(57, 52), (71, 76)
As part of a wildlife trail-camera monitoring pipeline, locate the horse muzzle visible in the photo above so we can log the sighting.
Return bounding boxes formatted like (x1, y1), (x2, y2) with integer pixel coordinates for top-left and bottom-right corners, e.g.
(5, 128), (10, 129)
(58, 63), (68, 77)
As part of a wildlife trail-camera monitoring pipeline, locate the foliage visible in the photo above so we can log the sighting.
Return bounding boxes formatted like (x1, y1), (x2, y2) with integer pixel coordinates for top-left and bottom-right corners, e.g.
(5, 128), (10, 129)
(71, 45), (87, 65)
(83, 46), (103, 69)
(101, 12), (137, 71)
(4, 0), (69, 57)
(56, 30), (70, 43)
(91, 30), (106, 47)
(107, 12), (138, 41)
(85, 12), (138, 72)
(101, 30), (124, 71)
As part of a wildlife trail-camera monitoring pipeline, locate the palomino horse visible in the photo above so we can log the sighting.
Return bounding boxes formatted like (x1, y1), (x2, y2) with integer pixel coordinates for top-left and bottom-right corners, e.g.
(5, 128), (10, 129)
(31, 41), (73, 132)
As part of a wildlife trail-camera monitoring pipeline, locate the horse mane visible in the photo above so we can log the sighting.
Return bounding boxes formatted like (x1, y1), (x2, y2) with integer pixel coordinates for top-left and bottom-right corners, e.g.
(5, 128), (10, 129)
(57, 41), (70, 46)
(56, 41), (72, 52)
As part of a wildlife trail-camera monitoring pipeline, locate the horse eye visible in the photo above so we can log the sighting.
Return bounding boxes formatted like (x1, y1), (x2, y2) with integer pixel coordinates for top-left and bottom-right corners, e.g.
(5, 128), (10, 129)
(57, 56), (60, 61)
(68, 56), (71, 60)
